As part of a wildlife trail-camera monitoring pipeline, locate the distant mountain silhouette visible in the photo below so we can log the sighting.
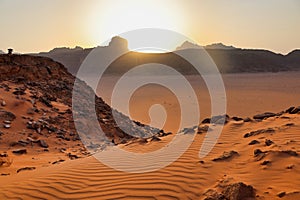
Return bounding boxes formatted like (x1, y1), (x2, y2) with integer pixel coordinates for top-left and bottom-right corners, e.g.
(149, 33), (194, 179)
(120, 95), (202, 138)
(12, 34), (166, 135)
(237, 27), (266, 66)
(205, 43), (237, 50)
(36, 37), (300, 75)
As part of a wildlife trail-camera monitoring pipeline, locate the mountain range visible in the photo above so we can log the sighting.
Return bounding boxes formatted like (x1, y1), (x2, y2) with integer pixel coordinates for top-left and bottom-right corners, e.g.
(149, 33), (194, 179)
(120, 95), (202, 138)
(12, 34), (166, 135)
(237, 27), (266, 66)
(33, 37), (300, 75)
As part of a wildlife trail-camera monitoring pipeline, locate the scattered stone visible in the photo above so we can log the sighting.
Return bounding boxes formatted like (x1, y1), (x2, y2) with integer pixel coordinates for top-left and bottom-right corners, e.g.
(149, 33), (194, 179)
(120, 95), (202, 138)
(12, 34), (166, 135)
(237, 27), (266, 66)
(281, 150), (298, 157)
(198, 125), (211, 134)
(254, 149), (265, 158)
(286, 164), (294, 169)
(52, 159), (65, 164)
(211, 114), (230, 124)
(253, 112), (276, 120)
(248, 140), (260, 145)
(151, 136), (161, 141)
(265, 139), (274, 146)
(0, 153), (8, 157)
(277, 191), (286, 198)
(3, 120), (11, 124)
(13, 88), (26, 95)
(261, 160), (271, 165)
(222, 182), (256, 200)
(243, 117), (252, 122)
(0, 110), (16, 121)
(284, 123), (295, 127)
(244, 128), (275, 138)
(232, 116), (243, 121)
(12, 149), (27, 155)
(18, 140), (29, 146)
(183, 127), (195, 134)
(3, 124), (10, 129)
(286, 106), (295, 113)
(17, 167), (36, 173)
(212, 151), (239, 162)
(1, 100), (6, 106)
(39, 140), (49, 148)
(67, 153), (79, 160)
(39, 96), (52, 107)
(201, 118), (211, 124)
(286, 106), (300, 114)
(204, 189), (225, 200)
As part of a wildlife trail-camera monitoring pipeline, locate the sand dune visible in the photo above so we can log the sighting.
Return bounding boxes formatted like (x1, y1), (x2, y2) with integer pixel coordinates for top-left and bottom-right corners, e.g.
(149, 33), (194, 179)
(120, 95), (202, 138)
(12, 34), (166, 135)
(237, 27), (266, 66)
(1, 112), (299, 199)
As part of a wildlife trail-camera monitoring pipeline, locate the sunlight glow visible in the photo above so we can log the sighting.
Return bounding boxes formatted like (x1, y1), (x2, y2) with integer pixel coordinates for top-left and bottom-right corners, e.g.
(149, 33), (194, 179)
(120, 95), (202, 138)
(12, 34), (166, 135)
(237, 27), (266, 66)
(87, 0), (186, 51)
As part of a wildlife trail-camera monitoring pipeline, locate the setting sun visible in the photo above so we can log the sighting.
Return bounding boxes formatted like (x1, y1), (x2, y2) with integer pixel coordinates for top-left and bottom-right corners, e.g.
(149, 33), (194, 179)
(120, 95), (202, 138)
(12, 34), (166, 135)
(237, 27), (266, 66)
(87, 0), (187, 51)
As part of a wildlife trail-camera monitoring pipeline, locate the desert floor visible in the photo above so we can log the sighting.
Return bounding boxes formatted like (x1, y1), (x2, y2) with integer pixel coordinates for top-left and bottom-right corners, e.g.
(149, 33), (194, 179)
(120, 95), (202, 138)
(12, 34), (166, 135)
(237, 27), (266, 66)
(1, 72), (300, 199)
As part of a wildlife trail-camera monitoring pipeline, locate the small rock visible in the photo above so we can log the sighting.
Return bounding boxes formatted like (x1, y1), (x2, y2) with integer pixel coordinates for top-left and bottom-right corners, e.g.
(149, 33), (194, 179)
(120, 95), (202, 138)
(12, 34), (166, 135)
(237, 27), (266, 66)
(18, 140), (29, 146)
(243, 117), (252, 122)
(151, 136), (161, 141)
(285, 123), (295, 127)
(3, 120), (11, 124)
(52, 159), (65, 164)
(17, 167), (36, 173)
(198, 125), (211, 134)
(12, 149), (27, 154)
(211, 114), (230, 124)
(281, 150), (298, 157)
(265, 139), (274, 146)
(39, 140), (48, 148)
(1, 100), (6, 106)
(286, 164), (294, 169)
(248, 140), (260, 145)
(67, 153), (79, 160)
(232, 116), (243, 121)
(201, 118), (211, 124)
(286, 106), (300, 114)
(277, 191), (286, 198)
(183, 127), (195, 134)
(3, 124), (11, 129)
(254, 149), (264, 157)
(244, 128), (275, 138)
(261, 160), (271, 165)
(253, 112), (276, 120)
(0, 153), (8, 157)
(212, 151), (239, 162)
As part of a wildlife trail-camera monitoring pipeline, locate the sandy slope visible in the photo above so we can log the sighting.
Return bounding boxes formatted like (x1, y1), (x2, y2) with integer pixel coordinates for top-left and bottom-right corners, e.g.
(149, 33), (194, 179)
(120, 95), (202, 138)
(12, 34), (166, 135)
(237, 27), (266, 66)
(0, 113), (299, 199)
(97, 72), (300, 133)
(1, 72), (300, 199)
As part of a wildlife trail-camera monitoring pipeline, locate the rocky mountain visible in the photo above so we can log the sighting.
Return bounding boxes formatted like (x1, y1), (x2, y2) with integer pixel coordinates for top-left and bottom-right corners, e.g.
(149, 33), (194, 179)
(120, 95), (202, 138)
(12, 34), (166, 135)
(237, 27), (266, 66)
(36, 38), (300, 75)
(205, 43), (237, 50)
(0, 50), (4, 54)
(0, 54), (165, 158)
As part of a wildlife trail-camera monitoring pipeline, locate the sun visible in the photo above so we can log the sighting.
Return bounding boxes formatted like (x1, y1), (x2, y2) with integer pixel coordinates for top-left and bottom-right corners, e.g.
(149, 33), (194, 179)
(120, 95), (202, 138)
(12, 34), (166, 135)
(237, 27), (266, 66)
(87, 0), (187, 52)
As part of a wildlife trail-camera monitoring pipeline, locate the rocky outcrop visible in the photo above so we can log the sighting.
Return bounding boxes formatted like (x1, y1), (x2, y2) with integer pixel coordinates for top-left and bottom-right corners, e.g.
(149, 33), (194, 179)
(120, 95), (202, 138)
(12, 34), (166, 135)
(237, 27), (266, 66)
(0, 54), (162, 150)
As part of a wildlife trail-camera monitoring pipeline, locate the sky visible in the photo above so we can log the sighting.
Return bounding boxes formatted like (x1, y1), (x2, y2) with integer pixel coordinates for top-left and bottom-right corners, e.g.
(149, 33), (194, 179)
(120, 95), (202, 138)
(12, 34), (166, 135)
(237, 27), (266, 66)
(0, 0), (299, 54)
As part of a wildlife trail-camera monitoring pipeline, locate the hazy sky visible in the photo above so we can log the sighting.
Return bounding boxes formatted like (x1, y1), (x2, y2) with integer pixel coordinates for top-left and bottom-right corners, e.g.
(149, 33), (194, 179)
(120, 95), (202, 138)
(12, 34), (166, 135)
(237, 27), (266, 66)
(0, 0), (299, 54)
